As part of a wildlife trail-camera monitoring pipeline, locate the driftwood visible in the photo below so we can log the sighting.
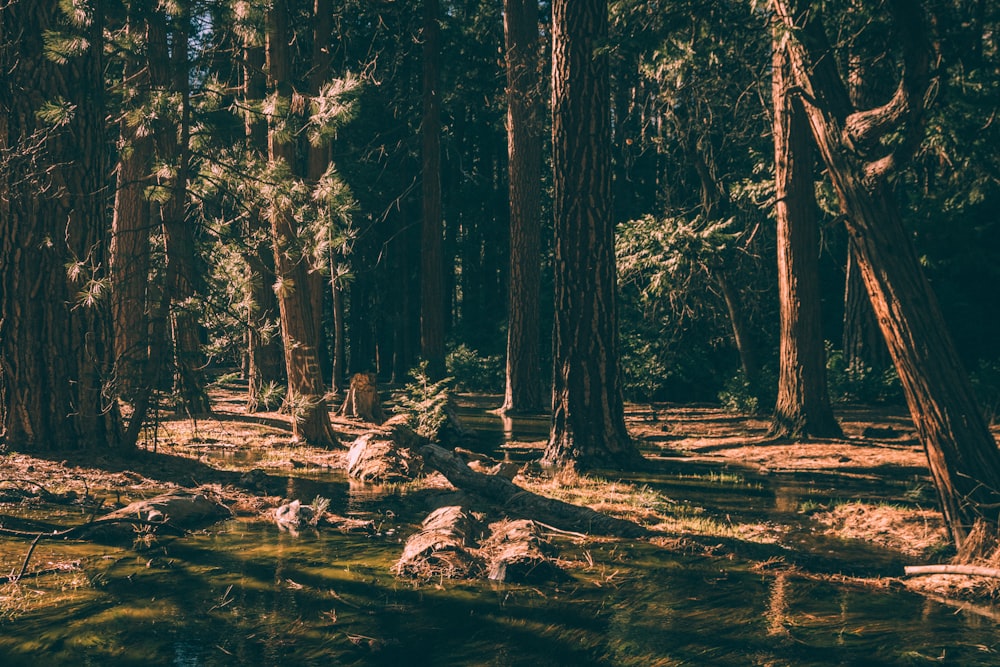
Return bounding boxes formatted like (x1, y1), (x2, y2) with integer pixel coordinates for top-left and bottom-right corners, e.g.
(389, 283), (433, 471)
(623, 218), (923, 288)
(271, 499), (375, 535)
(903, 564), (1000, 579)
(339, 372), (385, 424)
(394, 505), (484, 578)
(419, 444), (649, 538)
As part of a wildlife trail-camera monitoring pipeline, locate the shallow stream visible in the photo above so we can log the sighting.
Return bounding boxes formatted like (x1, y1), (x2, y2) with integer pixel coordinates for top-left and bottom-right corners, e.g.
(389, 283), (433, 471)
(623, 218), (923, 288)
(1, 408), (998, 666)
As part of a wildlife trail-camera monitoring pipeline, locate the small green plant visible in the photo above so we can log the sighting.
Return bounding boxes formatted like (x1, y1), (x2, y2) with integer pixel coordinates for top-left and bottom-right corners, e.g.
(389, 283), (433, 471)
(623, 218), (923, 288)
(394, 361), (453, 441)
(825, 344), (902, 404)
(970, 358), (1000, 425)
(445, 344), (504, 392)
(718, 371), (759, 414)
(257, 380), (286, 411)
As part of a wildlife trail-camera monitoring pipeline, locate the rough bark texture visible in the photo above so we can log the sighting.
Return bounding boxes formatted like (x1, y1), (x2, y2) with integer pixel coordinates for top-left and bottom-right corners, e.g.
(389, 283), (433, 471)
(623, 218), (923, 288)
(241, 42), (285, 413)
(501, 0), (545, 414)
(771, 32), (841, 438)
(266, 0), (338, 446)
(0, 0), (124, 451)
(149, 7), (211, 416)
(773, 0), (1000, 546)
(420, 0), (446, 379)
(111, 9), (152, 402)
(339, 372), (386, 424)
(545, 0), (643, 470)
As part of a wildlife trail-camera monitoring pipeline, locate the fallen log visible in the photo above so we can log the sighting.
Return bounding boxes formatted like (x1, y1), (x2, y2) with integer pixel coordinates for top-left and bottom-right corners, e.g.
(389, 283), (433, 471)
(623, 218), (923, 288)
(480, 519), (565, 583)
(82, 490), (232, 542)
(347, 431), (423, 483)
(419, 444), (649, 538)
(903, 564), (1000, 579)
(394, 505), (484, 579)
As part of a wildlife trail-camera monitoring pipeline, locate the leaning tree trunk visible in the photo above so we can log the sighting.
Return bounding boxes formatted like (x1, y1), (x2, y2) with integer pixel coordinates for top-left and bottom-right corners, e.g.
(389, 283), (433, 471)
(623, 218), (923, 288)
(773, 0), (1000, 546)
(265, 0), (338, 446)
(770, 30), (841, 438)
(0, 0), (123, 451)
(501, 0), (545, 415)
(544, 0), (643, 471)
(420, 0), (446, 380)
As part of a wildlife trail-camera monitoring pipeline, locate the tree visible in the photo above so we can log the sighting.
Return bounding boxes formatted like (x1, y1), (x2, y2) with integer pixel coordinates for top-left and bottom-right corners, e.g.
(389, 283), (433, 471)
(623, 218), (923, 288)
(772, 0), (1000, 546)
(544, 0), (643, 470)
(0, 0), (123, 451)
(110, 1), (153, 403)
(770, 25), (840, 438)
(420, 0), (446, 379)
(501, 0), (545, 414)
(265, 0), (338, 446)
(149, 2), (212, 416)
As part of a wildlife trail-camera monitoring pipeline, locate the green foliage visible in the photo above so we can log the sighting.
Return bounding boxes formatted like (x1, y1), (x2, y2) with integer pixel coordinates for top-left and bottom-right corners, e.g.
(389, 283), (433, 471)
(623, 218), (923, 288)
(445, 344), (504, 393)
(394, 362), (453, 442)
(970, 359), (1000, 425)
(256, 381), (286, 412)
(825, 345), (902, 404)
(717, 367), (776, 416)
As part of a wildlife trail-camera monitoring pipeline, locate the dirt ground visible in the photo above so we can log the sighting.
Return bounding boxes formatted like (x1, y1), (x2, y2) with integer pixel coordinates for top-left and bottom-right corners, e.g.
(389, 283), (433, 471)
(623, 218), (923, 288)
(3, 387), (1000, 602)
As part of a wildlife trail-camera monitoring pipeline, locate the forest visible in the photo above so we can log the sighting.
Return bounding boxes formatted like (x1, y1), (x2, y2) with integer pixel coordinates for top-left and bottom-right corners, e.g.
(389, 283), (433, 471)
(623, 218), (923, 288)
(1, 0), (1000, 664)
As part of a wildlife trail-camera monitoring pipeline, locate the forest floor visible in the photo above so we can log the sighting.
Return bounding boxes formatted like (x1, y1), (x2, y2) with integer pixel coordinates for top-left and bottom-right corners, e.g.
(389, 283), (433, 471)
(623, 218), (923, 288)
(3, 384), (1000, 608)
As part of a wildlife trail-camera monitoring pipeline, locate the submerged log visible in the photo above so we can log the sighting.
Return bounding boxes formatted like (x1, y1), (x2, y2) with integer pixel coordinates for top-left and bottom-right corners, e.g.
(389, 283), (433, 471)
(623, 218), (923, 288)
(394, 505), (485, 578)
(339, 372), (386, 424)
(419, 444), (649, 538)
(81, 490), (232, 542)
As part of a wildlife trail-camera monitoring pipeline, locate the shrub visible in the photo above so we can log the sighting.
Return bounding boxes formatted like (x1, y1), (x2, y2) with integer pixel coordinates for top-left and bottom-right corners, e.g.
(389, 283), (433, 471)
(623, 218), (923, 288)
(445, 344), (504, 393)
(394, 361), (453, 441)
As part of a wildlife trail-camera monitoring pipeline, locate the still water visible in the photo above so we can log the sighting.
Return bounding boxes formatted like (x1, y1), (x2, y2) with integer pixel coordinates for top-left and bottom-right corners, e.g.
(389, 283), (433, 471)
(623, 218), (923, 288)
(1, 410), (998, 666)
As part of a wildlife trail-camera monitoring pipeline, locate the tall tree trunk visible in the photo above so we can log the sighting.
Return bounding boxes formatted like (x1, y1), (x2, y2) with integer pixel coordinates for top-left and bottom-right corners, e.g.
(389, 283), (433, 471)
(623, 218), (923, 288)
(773, 0), (1000, 546)
(420, 0), (446, 379)
(149, 5), (211, 416)
(266, 0), (338, 446)
(501, 0), (544, 414)
(771, 30), (841, 438)
(0, 0), (123, 451)
(544, 0), (643, 471)
(242, 41), (285, 413)
(111, 7), (152, 403)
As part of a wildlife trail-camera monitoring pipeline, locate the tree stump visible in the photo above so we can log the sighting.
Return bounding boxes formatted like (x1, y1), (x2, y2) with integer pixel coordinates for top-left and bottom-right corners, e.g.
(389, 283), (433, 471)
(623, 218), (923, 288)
(339, 372), (386, 424)
(394, 505), (484, 579)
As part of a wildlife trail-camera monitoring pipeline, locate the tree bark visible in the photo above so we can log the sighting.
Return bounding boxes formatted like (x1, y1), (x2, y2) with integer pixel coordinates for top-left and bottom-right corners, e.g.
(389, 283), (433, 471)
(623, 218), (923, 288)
(241, 39), (285, 413)
(544, 0), (643, 470)
(0, 0), (124, 451)
(420, 0), (446, 379)
(149, 4), (211, 416)
(501, 0), (545, 415)
(266, 0), (338, 446)
(771, 29), (841, 438)
(773, 0), (1000, 546)
(111, 7), (152, 403)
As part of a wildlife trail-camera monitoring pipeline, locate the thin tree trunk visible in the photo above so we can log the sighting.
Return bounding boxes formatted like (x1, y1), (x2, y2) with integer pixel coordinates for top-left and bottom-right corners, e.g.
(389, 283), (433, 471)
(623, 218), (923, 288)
(501, 0), (544, 414)
(544, 0), (643, 471)
(773, 0), (1000, 546)
(266, 0), (338, 446)
(420, 0), (446, 379)
(149, 4), (211, 416)
(771, 31), (841, 438)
